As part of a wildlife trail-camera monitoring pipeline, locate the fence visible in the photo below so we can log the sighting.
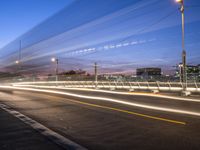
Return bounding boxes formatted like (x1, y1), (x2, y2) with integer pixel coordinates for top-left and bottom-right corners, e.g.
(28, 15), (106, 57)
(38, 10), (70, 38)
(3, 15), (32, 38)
(12, 81), (200, 93)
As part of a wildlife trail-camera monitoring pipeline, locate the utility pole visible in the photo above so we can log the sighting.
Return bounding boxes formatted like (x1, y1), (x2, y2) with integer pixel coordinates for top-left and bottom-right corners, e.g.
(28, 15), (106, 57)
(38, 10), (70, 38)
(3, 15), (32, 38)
(15, 40), (22, 77)
(51, 57), (59, 86)
(178, 63), (183, 82)
(19, 40), (21, 63)
(180, 1), (187, 91)
(56, 58), (58, 84)
(94, 62), (98, 88)
(176, 0), (187, 93)
(176, 0), (191, 95)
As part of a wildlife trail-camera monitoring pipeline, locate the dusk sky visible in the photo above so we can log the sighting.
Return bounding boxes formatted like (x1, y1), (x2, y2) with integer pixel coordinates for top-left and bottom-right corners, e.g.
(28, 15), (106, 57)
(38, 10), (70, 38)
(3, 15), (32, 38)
(0, 0), (200, 75)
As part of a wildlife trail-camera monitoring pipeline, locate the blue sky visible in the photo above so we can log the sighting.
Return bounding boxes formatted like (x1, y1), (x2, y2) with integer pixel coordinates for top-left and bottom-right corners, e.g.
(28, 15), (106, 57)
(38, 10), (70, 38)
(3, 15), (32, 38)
(0, 0), (73, 48)
(0, 0), (200, 75)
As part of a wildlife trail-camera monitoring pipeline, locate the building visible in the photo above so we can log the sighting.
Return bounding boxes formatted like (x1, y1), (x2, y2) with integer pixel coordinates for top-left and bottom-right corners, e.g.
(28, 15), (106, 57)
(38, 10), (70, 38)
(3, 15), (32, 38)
(187, 65), (199, 76)
(136, 68), (161, 78)
(175, 64), (200, 81)
(100, 74), (124, 81)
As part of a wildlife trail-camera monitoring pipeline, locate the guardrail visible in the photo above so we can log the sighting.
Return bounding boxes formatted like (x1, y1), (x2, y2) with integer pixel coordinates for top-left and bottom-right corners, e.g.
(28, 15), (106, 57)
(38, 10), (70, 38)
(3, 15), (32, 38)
(12, 81), (200, 93)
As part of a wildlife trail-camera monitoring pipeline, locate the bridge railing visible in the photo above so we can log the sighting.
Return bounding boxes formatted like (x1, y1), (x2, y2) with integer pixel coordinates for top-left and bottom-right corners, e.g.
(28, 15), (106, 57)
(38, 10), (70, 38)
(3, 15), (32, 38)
(12, 80), (200, 93)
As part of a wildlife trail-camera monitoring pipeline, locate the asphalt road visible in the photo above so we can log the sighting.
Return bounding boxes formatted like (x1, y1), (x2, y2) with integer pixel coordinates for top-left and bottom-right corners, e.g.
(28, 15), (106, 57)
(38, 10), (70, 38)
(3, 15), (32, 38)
(0, 88), (200, 150)
(0, 108), (65, 150)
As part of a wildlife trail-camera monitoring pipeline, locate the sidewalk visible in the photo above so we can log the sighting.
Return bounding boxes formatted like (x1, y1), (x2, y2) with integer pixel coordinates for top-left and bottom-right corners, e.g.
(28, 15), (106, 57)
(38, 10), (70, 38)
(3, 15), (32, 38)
(0, 108), (64, 150)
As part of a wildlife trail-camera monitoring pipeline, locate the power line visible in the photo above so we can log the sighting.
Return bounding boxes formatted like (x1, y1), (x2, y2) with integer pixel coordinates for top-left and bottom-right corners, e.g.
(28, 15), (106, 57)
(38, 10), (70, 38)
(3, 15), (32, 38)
(185, 5), (200, 8)
(81, 8), (178, 57)
(119, 8), (177, 43)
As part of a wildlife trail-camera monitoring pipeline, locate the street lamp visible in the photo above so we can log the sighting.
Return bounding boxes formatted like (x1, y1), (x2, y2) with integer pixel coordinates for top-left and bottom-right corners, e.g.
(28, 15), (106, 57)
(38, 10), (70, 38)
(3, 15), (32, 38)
(176, 0), (187, 92)
(51, 57), (59, 85)
(15, 60), (21, 81)
(15, 60), (20, 64)
(176, 0), (183, 3)
(178, 63), (183, 82)
(94, 62), (98, 88)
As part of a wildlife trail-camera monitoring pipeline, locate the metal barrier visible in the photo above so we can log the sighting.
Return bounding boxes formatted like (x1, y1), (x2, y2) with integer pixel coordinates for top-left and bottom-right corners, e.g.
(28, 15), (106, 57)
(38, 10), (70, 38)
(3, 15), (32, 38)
(12, 81), (200, 93)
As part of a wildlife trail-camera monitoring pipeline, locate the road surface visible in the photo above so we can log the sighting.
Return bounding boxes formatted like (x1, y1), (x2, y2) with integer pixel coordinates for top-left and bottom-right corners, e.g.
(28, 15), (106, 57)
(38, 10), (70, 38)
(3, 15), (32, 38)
(0, 87), (200, 150)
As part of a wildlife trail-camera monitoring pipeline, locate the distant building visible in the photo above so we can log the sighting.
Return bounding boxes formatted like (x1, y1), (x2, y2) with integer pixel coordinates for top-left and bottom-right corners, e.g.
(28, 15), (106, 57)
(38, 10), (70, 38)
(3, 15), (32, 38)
(99, 74), (124, 81)
(187, 65), (199, 75)
(175, 64), (200, 81)
(60, 69), (87, 76)
(136, 68), (161, 78)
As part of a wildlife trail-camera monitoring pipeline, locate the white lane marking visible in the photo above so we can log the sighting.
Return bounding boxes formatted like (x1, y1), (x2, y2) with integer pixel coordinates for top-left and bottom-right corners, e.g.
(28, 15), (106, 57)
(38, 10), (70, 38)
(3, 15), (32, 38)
(1, 86), (200, 117)
(0, 103), (87, 150)
(12, 84), (200, 103)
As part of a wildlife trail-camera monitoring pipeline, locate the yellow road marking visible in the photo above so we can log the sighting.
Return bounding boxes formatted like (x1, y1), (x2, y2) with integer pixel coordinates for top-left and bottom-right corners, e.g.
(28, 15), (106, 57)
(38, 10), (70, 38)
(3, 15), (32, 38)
(128, 91), (160, 95)
(65, 98), (186, 125)
(0, 86), (186, 125)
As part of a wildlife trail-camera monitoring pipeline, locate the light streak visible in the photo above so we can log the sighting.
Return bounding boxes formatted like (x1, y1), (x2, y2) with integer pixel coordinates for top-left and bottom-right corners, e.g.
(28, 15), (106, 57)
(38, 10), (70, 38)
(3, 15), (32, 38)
(0, 86), (186, 125)
(1, 85), (200, 117)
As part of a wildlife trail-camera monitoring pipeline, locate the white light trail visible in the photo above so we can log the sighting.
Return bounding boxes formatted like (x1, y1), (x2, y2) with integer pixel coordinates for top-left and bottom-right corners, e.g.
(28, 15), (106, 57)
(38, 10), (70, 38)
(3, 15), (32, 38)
(12, 83), (200, 103)
(1, 85), (200, 117)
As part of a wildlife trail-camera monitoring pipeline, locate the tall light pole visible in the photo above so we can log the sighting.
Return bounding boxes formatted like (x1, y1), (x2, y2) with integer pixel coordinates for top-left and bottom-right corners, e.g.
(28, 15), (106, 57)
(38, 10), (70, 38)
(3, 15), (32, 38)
(178, 63), (183, 82)
(176, 0), (187, 91)
(94, 62), (98, 88)
(15, 60), (20, 82)
(51, 57), (59, 85)
(15, 60), (20, 74)
(15, 40), (22, 78)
